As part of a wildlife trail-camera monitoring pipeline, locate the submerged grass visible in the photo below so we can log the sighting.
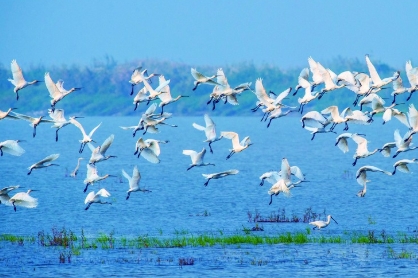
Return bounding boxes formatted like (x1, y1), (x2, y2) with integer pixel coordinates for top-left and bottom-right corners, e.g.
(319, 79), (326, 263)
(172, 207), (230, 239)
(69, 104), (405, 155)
(2, 227), (418, 254)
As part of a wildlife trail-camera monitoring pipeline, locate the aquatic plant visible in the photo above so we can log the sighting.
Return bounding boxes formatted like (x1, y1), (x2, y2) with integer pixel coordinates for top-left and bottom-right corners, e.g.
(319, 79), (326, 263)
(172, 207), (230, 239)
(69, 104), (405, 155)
(247, 207), (327, 223)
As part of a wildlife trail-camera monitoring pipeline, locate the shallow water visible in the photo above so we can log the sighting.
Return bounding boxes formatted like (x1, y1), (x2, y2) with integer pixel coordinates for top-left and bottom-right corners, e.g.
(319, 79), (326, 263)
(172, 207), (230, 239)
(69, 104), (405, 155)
(1, 115), (418, 276)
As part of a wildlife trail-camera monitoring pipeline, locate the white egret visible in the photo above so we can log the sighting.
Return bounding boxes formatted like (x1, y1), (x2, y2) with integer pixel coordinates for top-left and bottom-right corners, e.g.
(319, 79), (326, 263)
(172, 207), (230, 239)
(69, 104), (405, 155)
(392, 159), (418, 175)
(403, 104), (418, 142)
(192, 114), (222, 153)
(141, 77), (170, 103)
(87, 134), (116, 165)
(355, 165), (392, 186)
(190, 68), (220, 91)
(13, 112), (55, 138)
(293, 68), (310, 96)
(309, 215), (338, 230)
(134, 138), (169, 163)
(9, 189), (38, 212)
(0, 185), (20, 206)
(321, 106), (349, 131)
(70, 158), (84, 177)
(0, 140), (25, 157)
(300, 110), (330, 129)
(202, 169), (239, 186)
(307, 56), (325, 89)
(335, 133), (356, 153)
(297, 76), (319, 114)
(8, 60), (42, 100)
(48, 109), (82, 141)
(365, 54), (400, 93)
(303, 126), (336, 140)
(351, 134), (380, 166)
(157, 75), (189, 114)
(45, 72), (81, 111)
(132, 86), (149, 110)
(404, 60), (418, 101)
(266, 107), (294, 128)
(393, 129), (418, 158)
(69, 118), (101, 153)
(183, 148), (215, 170)
(84, 188), (111, 210)
(317, 64), (345, 99)
(129, 67), (160, 95)
(27, 154), (59, 175)
(122, 165), (151, 200)
(379, 142), (396, 157)
(83, 164), (116, 193)
(219, 131), (252, 160)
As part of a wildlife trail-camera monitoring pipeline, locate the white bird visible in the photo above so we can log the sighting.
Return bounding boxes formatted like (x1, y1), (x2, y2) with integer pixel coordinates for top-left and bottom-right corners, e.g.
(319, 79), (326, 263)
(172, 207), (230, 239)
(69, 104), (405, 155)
(351, 134), (380, 166)
(141, 77), (170, 103)
(87, 134), (116, 165)
(122, 165), (151, 200)
(192, 114), (222, 153)
(0, 108), (19, 121)
(157, 75), (189, 114)
(69, 118), (101, 153)
(300, 110), (330, 129)
(219, 131), (252, 159)
(393, 129), (418, 158)
(202, 169), (239, 186)
(84, 188), (111, 210)
(379, 142), (397, 157)
(190, 68), (220, 91)
(48, 109), (82, 141)
(183, 148), (215, 170)
(70, 158), (84, 177)
(307, 57), (325, 89)
(392, 159), (418, 175)
(266, 107), (293, 128)
(317, 64), (345, 99)
(8, 60), (42, 100)
(355, 165), (392, 187)
(309, 215), (338, 230)
(321, 106), (349, 131)
(297, 76), (319, 114)
(251, 78), (278, 120)
(45, 72), (81, 111)
(267, 158), (305, 205)
(0, 140), (25, 157)
(365, 54), (399, 93)
(367, 95), (403, 123)
(27, 154), (59, 175)
(403, 104), (418, 142)
(13, 112), (55, 138)
(303, 125), (336, 140)
(293, 68), (310, 96)
(129, 67), (160, 95)
(132, 86), (149, 111)
(9, 189), (38, 212)
(404, 60), (418, 101)
(334, 133), (363, 153)
(0, 185), (20, 206)
(83, 164), (115, 193)
(134, 138), (169, 163)
(382, 105), (409, 126)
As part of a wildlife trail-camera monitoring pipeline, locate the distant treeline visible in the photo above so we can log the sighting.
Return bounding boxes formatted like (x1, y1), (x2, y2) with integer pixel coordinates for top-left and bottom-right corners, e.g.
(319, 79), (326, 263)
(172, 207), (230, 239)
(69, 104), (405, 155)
(0, 56), (402, 116)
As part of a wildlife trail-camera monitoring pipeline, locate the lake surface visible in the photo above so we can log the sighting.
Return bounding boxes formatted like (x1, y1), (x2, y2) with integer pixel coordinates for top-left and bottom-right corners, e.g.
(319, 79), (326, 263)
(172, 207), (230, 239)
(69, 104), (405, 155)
(1, 115), (418, 276)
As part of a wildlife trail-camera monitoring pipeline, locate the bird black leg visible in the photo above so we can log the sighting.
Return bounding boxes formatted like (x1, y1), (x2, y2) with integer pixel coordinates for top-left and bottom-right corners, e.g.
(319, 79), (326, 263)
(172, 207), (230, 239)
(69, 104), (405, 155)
(269, 195), (273, 205)
(130, 84), (134, 96)
(134, 103), (138, 111)
(16, 92), (19, 101)
(352, 158), (358, 166)
(187, 165), (195, 171)
(0, 147), (3, 156)
(226, 151), (235, 160)
(212, 100), (216, 111)
(85, 203), (91, 210)
(55, 130), (59, 142)
(260, 180), (264, 186)
(208, 143), (213, 154)
(204, 179), (210, 186)
(392, 94), (397, 104)
(12, 201), (16, 212)
(126, 192), (131, 200)
(407, 92), (413, 101)
(311, 134), (316, 140)
(267, 118), (273, 128)
(83, 183), (89, 193)
(33, 127), (37, 138)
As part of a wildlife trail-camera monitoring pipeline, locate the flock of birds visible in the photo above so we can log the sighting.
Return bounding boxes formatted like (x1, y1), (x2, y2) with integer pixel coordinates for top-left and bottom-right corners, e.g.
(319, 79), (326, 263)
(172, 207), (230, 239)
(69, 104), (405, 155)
(1, 54), (418, 230)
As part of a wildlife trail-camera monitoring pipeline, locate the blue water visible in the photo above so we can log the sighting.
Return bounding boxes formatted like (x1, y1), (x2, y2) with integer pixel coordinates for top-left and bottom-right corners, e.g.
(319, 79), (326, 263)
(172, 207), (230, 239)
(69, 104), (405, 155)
(1, 115), (418, 276)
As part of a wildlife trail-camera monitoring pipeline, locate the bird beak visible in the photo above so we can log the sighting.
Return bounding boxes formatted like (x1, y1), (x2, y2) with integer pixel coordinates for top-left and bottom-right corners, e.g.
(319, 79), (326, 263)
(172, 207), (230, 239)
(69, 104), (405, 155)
(331, 216), (338, 224)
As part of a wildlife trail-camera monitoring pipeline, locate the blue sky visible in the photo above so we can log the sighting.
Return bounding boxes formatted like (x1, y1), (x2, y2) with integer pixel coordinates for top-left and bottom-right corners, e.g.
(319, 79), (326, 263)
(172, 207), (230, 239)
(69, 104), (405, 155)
(1, 1), (417, 70)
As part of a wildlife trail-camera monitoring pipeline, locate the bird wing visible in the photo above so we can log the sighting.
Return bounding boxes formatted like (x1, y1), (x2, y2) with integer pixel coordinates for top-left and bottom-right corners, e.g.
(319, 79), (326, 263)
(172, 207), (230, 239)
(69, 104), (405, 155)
(45, 72), (61, 99)
(144, 103), (157, 115)
(191, 68), (205, 81)
(397, 163), (410, 174)
(280, 158), (292, 181)
(408, 104), (418, 129)
(96, 188), (111, 198)
(38, 153), (59, 164)
(220, 131), (240, 148)
(308, 57), (323, 84)
(10, 60), (25, 86)
(336, 136), (350, 153)
(84, 191), (95, 203)
(88, 122), (102, 138)
(146, 140), (161, 156)
(394, 129), (403, 148)
(273, 87), (291, 105)
(132, 165), (141, 185)
(254, 78), (271, 103)
(121, 169), (131, 183)
(141, 148), (160, 164)
(365, 55), (382, 84)
(0, 140), (25, 156)
(216, 68), (229, 87)
(192, 123), (205, 131)
(70, 118), (87, 136)
(290, 166), (305, 181)
(100, 134), (114, 155)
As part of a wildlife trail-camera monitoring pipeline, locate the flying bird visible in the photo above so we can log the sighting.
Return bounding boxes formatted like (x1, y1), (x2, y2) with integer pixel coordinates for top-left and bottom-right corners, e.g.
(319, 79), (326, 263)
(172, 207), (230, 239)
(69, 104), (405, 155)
(183, 148), (215, 170)
(122, 165), (151, 200)
(202, 169), (239, 186)
(8, 60), (42, 100)
(84, 188), (111, 210)
(27, 154), (59, 175)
